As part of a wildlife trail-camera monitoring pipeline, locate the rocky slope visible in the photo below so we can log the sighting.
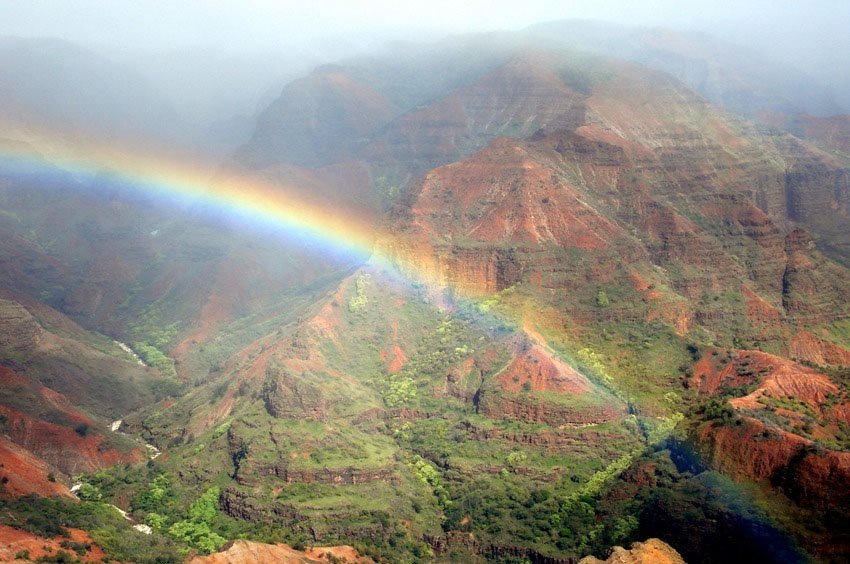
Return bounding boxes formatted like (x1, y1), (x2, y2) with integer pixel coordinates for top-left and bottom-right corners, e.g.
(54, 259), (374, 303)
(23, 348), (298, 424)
(366, 45), (850, 559)
(0, 139), (369, 382)
(688, 349), (850, 515)
(236, 65), (398, 169)
(379, 49), (850, 345)
(0, 296), (168, 477)
(0, 437), (72, 498)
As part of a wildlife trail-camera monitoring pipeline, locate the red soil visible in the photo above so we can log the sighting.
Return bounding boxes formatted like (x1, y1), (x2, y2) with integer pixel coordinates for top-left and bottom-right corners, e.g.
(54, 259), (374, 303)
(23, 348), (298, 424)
(695, 418), (814, 482)
(691, 349), (837, 414)
(411, 138), (621, 252)
(307, 283), (348, 344)
(172, 259), (250, 360)
(0, 366), (92, 428)
(575, 123), (653, 158)
(0, 406), (143, 475)
(381, 345), (408, 374)
(629, 272), (692, 335)
(790, 331), (850, 367)
(0, 525), (105, 562)
(695, 417), (850, 512)
(0, 437), (71, 498)
(496, 344), (590, 394)
(742, 286), (781, 326)
(0, 365), (141, 475)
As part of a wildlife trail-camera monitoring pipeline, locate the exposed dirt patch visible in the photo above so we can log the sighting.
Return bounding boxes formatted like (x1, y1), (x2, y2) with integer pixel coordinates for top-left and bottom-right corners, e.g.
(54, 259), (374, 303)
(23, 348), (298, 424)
(692, 349), (838, 414)
(190, 540), (373, 563)
(496, 344), (590, 394)
(694, 417), (850, 513)
(411, 137), (621, 252)
(742, 286), (781, 326)
(0, 525), (105, 562)
(0, 436), (71, 498)
(381, 344), (408, 374)
(790, 331), (850, 367)
(0, 406), (143, 475)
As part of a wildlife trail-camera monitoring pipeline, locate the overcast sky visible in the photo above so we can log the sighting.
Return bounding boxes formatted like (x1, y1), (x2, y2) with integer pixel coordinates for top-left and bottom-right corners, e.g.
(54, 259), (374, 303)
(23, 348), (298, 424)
(1, 0), (847, 55)
(2, 1), (848, 121)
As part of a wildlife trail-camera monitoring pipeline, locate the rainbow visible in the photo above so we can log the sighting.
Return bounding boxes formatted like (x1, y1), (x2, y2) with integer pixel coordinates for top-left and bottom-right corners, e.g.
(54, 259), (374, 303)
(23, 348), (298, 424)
(0, 133), (378, 259)
(0, 127), (489, 305)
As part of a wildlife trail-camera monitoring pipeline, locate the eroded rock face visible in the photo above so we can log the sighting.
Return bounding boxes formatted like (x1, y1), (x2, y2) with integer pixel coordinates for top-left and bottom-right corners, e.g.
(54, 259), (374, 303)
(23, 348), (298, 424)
(0, 405), (142, 475)
(687, 345), (850, 528)
(789, 331), (850, 366)
(0, 298), (158, 477)
(0, 436), (73, 498)
(477, 393), (625, 426)
(781, 229), (850, 325)
(365, 56), (588, 177)
(233, 458), (396, 487)
(219, 488), (394, 544)
(694, 419), (850, 512)
(782, 146), (850, 223)
(262, 367), (326, 420)
(579, 538), (686, 564)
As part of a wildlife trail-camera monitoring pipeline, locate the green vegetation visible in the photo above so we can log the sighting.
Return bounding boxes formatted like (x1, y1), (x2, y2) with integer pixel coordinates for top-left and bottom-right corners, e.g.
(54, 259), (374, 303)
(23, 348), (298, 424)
(348, 273), (370, 312)
(76, 483), (102, 501)
(382, 372), (417, 406)
(409, 455), (450, 509)
(127, 300), (182, 377)
(75, 467), (230, 556)
(0, 495), (183, 562)
(133, 342), (176, 377)
(595, 289), (610, 308)
(167, 488), (226, 554)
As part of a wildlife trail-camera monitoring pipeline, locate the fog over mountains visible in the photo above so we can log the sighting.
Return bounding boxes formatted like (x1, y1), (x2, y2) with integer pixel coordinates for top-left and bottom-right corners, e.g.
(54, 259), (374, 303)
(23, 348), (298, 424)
(3, 1), (849, 155)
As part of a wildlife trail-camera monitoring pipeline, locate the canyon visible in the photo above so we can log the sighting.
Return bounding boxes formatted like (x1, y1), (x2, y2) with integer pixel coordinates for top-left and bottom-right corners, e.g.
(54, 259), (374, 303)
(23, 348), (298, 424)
(0, 17), (848, 564)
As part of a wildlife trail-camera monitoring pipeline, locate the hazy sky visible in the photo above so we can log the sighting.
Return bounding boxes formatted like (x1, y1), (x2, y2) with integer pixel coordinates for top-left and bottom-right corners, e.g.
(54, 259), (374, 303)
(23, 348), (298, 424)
(2, 0), (848, 121)
(2, 0), (848, 55)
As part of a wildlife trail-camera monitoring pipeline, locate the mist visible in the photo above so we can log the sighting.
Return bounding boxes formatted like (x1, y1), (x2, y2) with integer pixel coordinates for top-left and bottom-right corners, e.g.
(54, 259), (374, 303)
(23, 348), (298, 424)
(2, 0), (849, 157)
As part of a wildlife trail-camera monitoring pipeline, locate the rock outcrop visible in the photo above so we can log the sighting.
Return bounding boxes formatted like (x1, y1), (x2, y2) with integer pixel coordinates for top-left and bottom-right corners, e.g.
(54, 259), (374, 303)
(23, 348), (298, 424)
(579, 538), (685, 564)
(262, 367), (327, 420)
(694, 418), (850, 512)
